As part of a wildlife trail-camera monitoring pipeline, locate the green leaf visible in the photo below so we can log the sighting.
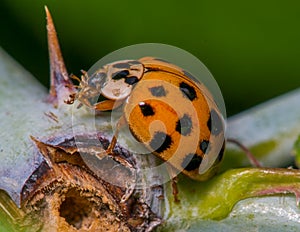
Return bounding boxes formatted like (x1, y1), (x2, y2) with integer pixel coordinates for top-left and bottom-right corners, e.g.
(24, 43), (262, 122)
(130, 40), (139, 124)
(0, 190), (24, 232)
(160, 168), (300, 231)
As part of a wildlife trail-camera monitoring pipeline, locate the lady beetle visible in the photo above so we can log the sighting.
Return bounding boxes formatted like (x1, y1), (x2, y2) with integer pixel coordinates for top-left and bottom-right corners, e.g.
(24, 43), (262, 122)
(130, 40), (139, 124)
(68, 57), (225, 182)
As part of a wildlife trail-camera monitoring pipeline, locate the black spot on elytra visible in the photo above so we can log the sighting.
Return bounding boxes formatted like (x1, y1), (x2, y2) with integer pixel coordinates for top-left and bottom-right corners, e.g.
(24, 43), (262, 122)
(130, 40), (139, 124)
(139, 102), (155, 116)
(149, 132), (172, 153)
(182, 153), (202, 171)
(207, 109), (223, 136)
(179, 82), (197, 101)
(124, 76), (139, 85)
(149, 86), (167, 97)
(112, 70), (129, 80)
(199, 140), (210, 154)
(175, 114), (192, 136)
(112, 62), (130, 69)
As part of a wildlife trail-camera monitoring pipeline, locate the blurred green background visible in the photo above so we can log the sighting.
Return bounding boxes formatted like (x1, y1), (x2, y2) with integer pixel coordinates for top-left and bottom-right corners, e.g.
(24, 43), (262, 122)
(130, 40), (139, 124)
(1, 0), (300, 116)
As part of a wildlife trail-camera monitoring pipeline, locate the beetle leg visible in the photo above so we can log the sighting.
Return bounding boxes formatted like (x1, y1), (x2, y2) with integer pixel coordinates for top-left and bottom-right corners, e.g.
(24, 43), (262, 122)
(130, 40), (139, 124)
(106, 116), (134, 167)
(70, 73), (82, 83)
(94, 115), (134, 169)
(94, 99), (124, 111)
(98, 115), (137, 202)
(171, 176), (179, 203)
(106, 115), (127, 154)
(166, 164), (180, 203)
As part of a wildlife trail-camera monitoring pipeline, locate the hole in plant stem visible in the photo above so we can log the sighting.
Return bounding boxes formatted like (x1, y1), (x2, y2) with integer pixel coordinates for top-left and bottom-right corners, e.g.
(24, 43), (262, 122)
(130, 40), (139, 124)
(59, 189), (92, 229)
